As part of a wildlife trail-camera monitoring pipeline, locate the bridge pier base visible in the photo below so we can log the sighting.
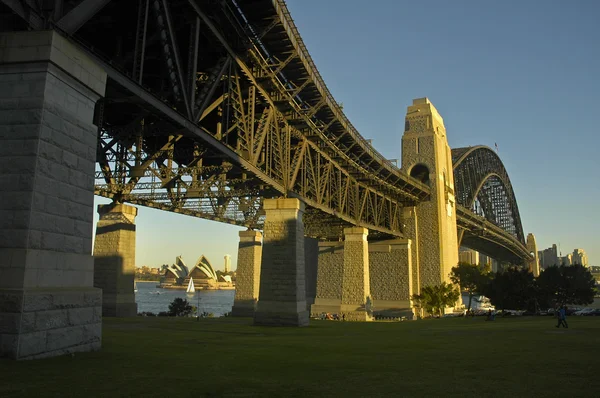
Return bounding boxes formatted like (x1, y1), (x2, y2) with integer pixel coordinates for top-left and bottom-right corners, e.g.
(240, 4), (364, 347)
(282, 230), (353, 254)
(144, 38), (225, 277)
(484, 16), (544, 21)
(0, 30), (106, 359)
(231, 230), (262, 317)
(254, 199), (309, 326)
(340, 228), (373, 321)
(369, 239), (414, 319)
(93, 203), (138, 317)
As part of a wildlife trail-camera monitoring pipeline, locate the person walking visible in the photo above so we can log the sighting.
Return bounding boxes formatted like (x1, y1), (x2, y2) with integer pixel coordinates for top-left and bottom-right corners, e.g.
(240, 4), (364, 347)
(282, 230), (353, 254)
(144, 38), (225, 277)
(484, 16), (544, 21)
(556, 305), (568, 328)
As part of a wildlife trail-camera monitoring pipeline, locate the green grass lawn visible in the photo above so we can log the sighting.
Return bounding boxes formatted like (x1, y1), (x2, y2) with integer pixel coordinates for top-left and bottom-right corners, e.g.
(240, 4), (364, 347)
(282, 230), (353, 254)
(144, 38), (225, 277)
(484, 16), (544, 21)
(2, 316), (599, 397)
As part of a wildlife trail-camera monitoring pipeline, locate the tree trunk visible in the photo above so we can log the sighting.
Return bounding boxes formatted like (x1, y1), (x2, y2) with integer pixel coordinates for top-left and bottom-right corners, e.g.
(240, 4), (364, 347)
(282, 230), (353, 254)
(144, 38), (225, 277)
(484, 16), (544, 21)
(468, 292), (473, 312)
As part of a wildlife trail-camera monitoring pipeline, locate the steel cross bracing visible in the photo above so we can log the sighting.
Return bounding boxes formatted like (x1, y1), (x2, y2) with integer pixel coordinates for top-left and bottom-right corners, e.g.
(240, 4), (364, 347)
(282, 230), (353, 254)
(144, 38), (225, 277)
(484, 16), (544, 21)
(0, 0), (428, 239)
(0, 0), (528, 255)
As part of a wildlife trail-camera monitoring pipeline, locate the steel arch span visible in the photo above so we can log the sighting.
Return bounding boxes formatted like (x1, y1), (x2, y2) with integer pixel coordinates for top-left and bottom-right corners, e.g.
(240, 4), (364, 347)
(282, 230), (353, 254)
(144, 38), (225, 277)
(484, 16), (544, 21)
(452, 146), (526, 261)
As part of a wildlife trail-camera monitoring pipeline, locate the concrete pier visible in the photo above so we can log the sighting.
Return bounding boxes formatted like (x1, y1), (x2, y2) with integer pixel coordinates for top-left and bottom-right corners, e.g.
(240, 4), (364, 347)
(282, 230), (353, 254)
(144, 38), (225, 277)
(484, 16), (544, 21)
(0, 30), (106, 359)
(231, 230), (262, 317)
(93, 203), (138, 317)
(254, 198), (309, 326)
(340, 227), (372, 321)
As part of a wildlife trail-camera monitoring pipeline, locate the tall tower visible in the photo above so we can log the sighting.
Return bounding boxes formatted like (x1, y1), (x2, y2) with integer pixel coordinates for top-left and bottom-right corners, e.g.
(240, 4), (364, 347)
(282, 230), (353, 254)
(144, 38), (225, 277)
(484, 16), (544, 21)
(224, 254), (231, 273)
(526, 233), (540, 276)
(401, 98), (458, 289)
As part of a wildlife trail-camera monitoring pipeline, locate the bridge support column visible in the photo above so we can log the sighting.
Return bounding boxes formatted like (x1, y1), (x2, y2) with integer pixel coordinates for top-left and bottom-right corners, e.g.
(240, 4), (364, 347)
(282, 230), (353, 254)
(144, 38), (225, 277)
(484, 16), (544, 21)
(0, 30), (106, 359)
(369, 239), (414, 319)
(93, 203), (138, 317)
(310, 241), (344, 316)
(401, 98), (459, 293)
(340, 227), (372, 321)
(231, 230), (262, 317)
(254, 199), (309, 326)
(526, 233), (540, 277)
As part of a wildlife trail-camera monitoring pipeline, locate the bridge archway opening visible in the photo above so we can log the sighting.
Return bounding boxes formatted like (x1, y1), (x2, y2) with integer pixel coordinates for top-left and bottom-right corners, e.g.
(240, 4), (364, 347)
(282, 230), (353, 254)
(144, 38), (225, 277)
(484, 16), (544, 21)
(409, 164), (430, 185)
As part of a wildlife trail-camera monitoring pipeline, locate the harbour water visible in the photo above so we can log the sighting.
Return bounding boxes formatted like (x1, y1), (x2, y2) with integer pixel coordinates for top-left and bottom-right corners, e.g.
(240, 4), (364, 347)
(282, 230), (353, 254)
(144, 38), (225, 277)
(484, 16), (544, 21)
(135, 281), (235, 316)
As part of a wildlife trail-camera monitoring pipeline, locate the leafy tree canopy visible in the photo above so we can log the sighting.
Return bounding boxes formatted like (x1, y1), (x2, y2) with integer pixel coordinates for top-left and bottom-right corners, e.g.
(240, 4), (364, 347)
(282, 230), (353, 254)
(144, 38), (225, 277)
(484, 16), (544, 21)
(412, 282), (460, 317)
(536, 264), (595, 308)
(450, 262), (492, 312)
(483, 267), (535, 311)
(168, 298), (193, 317)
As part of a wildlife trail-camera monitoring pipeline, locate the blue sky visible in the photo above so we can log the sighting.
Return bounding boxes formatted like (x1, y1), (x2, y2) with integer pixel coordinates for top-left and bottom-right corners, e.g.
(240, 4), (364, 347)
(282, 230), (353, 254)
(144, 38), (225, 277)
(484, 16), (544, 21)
(94, 0), (599, 268)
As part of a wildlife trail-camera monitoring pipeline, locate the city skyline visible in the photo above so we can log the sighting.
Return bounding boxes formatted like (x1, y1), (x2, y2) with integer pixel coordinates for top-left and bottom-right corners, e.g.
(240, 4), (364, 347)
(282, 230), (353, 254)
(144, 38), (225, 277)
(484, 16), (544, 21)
(93, 0), (599, 268)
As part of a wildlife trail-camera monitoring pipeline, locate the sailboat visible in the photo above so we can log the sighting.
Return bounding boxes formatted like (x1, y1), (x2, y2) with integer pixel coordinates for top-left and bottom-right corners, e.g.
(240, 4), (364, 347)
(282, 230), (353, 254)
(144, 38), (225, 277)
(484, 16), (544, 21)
(134, 281), (138, 293)
(186, 277), (195, 298)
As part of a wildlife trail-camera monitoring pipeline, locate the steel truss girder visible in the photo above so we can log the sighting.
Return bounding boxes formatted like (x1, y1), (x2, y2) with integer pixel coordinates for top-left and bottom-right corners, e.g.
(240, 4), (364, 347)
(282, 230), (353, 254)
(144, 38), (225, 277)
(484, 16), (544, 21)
(186, 0), (429, 205)
(456, 207), (530, 263)
(3, 0), (526, 254)
(452, 146), (525, 245)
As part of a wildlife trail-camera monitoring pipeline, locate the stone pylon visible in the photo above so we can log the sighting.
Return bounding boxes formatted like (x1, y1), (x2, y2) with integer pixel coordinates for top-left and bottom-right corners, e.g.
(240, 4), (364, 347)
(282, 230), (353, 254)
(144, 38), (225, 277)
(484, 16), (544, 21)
(254, 198), (309, 326)
(93, 203), (138, 317)
(0, 30), (106, 359)
(231, 230), (262, 317)
(340, 227), (372, 321)
(401, 98), (459, 296)
(526, 233), (540, 277)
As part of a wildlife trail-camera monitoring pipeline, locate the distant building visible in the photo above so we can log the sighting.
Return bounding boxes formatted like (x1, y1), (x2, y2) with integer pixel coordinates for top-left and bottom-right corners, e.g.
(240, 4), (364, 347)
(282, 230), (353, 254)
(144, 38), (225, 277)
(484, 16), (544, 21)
(459, 248), (479, 265)
(160, 255), (233, 290)
(538, 245), (589, 268)
(559, 254), (572, 267)
(164, 256), (189, 285)
(224, 254), (231, 273)
(572, 248), (589, 267)
(538, 244), (558, 269)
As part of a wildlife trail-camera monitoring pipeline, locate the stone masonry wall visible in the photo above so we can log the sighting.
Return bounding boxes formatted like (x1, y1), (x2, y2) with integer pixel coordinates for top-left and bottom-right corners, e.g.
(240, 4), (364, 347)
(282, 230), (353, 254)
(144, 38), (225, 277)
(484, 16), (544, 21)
(314, 243), (343, 301)
(304, 237), (318, 307)
(0, 30), (106, 359)
(93, 204), (137, 317)
(231, 230), (262, 317)
(369, 241), (412, 303)
(254, 199), (308, 326)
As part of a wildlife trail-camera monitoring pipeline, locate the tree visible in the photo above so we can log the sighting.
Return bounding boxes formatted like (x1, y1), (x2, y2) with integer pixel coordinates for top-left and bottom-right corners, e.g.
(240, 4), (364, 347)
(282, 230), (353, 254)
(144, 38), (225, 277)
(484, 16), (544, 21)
(168, 298), (193, 317)
(412, 282), (460, 317)
(482, 267), (535, 311)
(450, 262), (491, 313)
(536, 264), (596, 308)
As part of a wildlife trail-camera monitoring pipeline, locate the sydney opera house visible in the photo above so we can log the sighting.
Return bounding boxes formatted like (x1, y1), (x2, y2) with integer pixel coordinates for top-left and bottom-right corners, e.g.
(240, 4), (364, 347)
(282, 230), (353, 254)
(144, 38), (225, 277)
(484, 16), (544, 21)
(160, 255), (233, 290)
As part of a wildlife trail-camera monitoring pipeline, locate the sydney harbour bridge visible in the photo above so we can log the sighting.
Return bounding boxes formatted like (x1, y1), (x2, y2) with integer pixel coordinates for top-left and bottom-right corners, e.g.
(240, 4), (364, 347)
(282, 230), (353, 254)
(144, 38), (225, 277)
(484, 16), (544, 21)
(0, 0), (535, 359)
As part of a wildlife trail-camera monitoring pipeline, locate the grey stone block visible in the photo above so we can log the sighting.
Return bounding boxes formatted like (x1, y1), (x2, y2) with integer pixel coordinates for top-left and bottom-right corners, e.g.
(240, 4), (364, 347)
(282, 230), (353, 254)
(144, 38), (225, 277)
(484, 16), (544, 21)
(0, 312), (20, 333)
(22, 292), (53, 312)
(0, 333), (18, 358)
(18, 331), (47, 357)
(35, 309), (68, 330)
(67, 307), (94, 326)
(46, 325), (84, 351)
(83, 290), (102, 307)
(81, 322), (101, 343)
(0, 229), (29, 249)
(52, 290), (85, 309)
(19, 311), (36, 333)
